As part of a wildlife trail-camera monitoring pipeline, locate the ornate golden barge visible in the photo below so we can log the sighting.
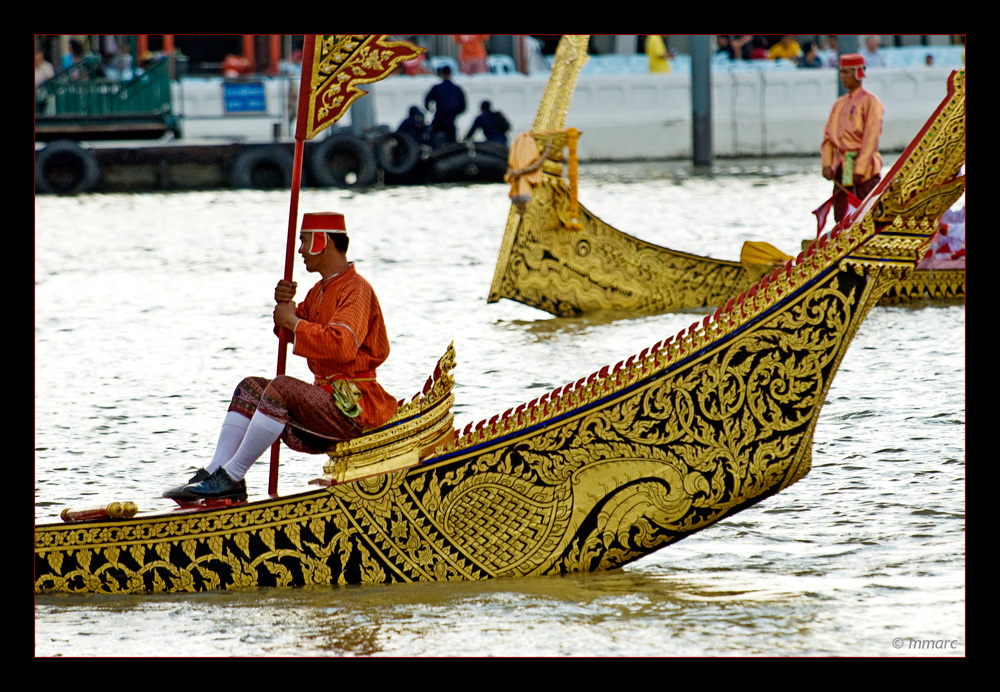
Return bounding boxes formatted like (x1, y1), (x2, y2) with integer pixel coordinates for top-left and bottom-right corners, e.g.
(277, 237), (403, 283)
(488, 36), (965, 316)
(34, 54), (965, 597)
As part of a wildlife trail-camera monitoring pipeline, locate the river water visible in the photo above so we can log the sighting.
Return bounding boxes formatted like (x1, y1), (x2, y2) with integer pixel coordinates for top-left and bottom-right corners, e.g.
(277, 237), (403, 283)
(34, 158), (965, 657)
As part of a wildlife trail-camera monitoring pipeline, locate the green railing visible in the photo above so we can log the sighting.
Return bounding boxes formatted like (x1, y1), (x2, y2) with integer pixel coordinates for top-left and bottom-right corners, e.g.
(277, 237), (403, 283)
(36, 56), (172, 118)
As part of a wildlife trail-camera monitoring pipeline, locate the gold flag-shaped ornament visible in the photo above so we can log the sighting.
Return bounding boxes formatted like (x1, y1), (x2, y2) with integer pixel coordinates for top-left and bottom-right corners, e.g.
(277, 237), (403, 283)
(298, 35), (424, 141)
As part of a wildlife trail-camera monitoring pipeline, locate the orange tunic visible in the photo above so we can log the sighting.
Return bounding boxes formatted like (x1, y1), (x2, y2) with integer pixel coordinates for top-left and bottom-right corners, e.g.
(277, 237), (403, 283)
(454, 35), (488, 61)
(821, 87), (884, 185)
(291, 263), (398, 430)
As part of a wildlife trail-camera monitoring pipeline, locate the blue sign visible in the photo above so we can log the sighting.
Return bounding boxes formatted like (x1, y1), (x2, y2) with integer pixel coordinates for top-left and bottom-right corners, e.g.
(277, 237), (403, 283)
(224, 82), (267, 113)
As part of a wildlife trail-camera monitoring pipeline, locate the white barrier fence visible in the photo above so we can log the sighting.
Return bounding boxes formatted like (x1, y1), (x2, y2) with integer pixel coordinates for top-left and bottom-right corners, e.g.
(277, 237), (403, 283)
(173, 64), (962, 161)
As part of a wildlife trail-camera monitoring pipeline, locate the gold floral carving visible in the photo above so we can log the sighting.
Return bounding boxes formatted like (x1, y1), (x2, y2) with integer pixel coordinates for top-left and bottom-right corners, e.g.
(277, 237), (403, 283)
(882, 269), (965, 303)
(36, 262), (871, 594)
(873, 70), (965, 225)
(34, 71), (966, 596)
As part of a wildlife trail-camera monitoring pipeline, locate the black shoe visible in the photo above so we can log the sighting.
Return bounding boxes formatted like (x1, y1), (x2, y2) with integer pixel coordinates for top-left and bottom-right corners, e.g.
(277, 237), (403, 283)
(162, 468), (211, 500)
(182, 468), (248, 502)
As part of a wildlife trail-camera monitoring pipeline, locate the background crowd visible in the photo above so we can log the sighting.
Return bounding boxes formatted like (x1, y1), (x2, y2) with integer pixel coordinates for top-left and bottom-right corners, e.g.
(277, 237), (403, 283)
(714, 35), (892, 69)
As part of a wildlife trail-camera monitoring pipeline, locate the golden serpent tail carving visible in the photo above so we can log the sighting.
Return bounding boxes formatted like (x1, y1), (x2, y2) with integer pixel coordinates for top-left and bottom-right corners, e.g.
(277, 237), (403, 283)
(489, 34), (776, 316)
(490, 36), (590, 307)
(532, 35), (590, 134)
(491, 175), (772, 315)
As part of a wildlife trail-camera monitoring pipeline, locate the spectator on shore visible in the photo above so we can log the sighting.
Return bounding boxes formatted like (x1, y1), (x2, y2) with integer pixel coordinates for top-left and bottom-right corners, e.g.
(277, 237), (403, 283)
(715, 35), (738, 60)
(859, 36), (886, 68)
(645, 35), (671, 72)
(62, 38), (85, 70)
(768, 35), (803, 62)
(797, 42), (823, 68)
(35, 48), (54, 114)
(730, 35), (754, 60)
(748, 36), (769, 60)
(397, 105), (432, 145)
(62, 38), (96, 80)
(103, 42), (135, 81)
(454, 35), (489, 75)
(424, 66), (467, 146)
(35, 48), (54, 87)
(822, 35), (840, 67)
(465, 100), (510, 145)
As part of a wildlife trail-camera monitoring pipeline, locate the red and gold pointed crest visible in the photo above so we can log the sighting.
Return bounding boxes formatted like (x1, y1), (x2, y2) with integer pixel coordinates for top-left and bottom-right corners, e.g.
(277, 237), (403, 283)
(296, 35), (424, 140)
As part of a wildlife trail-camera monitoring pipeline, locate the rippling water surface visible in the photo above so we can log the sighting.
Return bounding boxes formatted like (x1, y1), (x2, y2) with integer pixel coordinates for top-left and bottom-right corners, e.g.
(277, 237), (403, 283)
(34, 158), (965, 657)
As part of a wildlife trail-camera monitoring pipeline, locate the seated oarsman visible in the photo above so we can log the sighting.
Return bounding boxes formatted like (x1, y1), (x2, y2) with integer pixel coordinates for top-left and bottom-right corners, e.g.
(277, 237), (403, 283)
(164, 211), (399, 501)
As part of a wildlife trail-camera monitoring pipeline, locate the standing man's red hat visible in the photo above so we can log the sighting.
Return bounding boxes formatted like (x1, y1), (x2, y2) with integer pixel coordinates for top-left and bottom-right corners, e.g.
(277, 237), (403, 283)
(301, 212), (347, 255)
(839, 53), (866, 78)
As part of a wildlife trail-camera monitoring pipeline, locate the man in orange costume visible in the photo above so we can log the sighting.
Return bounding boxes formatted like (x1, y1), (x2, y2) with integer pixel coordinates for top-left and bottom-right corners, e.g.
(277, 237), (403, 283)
(454, 34), (489, 74)
(821, 53), (884, 222)
(164, 212), (398, 501)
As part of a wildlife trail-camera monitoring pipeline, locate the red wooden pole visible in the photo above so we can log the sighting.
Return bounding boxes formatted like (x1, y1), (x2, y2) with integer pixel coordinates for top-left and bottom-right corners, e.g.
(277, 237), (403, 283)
(267, 35), (315, 496)
(267, 138), (304, 496)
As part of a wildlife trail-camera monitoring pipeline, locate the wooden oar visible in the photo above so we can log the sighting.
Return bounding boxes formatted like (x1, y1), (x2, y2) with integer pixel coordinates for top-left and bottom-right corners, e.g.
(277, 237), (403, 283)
(267, 36), (318, 496)
(268, 143), (305, 496)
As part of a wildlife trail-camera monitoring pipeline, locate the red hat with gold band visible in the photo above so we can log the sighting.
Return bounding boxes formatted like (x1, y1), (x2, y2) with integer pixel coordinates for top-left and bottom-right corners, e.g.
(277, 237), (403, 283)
(301, 212), (347, 255)
(839, 53), (866, 78)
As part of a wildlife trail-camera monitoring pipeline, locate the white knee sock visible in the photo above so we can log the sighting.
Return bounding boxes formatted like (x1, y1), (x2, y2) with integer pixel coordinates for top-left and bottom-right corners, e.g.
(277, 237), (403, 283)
(205, 411), (252, 474)
(221, 410), (286, 481)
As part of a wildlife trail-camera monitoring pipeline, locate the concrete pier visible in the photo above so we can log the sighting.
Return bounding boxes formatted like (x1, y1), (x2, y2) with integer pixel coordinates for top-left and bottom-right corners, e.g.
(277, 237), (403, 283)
(35, 63), (961, 194)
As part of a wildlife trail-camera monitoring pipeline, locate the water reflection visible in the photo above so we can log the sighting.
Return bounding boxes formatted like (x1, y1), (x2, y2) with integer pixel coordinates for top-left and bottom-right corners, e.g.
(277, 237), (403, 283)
(37, 568), (820, 657)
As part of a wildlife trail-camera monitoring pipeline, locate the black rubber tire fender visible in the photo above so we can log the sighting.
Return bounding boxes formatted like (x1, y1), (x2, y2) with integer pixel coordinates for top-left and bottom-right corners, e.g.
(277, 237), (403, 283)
(229, 146), (295, 190)
(35, 140), (100, 195)
(472, 141), (510, 160)
(430, 146), (508, 183)
(374, 132), (420, 178)
(309, 135), (377, 188)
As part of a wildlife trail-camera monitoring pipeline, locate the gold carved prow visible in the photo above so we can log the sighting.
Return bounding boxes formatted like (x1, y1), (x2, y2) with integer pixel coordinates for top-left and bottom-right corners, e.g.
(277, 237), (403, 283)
(323, 343), (458, 485)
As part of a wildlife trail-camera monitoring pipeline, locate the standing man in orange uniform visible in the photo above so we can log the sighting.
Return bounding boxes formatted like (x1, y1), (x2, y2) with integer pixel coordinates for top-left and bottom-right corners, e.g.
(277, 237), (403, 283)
(164, 211), (398, 502)
(821, 53), (884, 222)
(454, 34), (489, 74)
